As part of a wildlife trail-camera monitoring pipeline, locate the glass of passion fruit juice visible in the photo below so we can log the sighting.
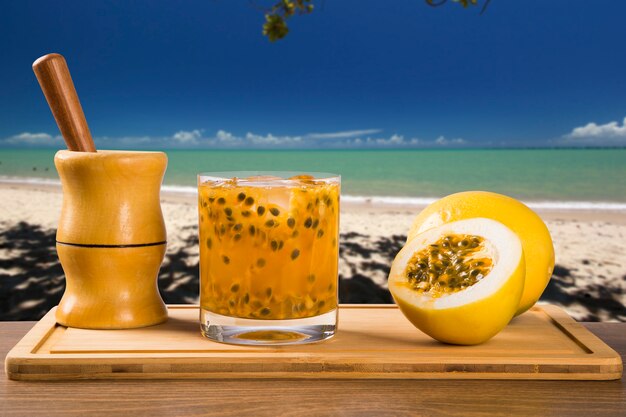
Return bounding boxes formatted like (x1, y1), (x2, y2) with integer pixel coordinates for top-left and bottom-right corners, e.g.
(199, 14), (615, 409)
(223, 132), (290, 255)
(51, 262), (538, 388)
(198, 172), (340, 345)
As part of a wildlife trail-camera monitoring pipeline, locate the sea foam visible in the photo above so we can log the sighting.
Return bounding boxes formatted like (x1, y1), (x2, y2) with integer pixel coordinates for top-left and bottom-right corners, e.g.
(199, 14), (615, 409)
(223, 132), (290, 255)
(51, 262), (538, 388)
(2, 176), (626, 211)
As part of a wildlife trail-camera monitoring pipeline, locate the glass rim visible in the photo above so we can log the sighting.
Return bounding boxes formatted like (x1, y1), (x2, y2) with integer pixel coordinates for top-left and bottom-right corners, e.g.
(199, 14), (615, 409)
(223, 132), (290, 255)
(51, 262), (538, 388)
(198, 171), (340, 183)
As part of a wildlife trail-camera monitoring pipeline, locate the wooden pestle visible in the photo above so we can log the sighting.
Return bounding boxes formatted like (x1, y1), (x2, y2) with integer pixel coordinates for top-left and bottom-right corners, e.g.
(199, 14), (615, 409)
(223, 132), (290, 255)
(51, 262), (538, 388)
(32, 53), (97, 152)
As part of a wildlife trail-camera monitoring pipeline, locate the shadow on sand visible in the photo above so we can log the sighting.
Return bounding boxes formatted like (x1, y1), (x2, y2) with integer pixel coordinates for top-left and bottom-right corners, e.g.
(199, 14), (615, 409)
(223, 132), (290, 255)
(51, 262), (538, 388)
(1, 221), (624, 321)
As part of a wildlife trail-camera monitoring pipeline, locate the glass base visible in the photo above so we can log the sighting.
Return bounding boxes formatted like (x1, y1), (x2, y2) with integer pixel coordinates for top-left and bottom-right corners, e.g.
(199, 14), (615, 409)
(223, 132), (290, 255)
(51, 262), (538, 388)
(200, 308), (337, 346)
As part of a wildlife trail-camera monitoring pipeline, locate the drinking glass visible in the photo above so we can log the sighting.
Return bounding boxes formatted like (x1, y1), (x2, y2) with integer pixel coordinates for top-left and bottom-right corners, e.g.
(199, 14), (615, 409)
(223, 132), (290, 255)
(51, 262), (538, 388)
(198, 172), (340, 345)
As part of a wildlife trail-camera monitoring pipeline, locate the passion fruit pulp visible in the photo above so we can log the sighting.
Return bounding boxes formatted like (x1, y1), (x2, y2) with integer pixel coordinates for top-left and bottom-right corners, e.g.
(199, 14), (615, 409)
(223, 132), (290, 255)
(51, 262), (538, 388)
(403, 233), (494, 297)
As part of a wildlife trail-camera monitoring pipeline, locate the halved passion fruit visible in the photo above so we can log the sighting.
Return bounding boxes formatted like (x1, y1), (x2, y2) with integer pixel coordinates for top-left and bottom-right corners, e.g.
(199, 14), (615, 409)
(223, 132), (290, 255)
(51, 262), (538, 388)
(388, 218), (525, 345)
(407, 191), (554, 316)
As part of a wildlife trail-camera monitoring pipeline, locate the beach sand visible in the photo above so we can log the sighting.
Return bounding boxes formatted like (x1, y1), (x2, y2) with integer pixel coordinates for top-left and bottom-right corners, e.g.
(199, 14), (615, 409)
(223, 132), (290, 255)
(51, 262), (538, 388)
(1, 182), (625, 322)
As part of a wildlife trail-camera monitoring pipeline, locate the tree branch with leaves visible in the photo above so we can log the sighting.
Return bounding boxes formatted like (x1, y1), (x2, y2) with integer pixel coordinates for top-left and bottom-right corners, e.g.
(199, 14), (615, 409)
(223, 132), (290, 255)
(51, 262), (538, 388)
(262, 0), (492, 42)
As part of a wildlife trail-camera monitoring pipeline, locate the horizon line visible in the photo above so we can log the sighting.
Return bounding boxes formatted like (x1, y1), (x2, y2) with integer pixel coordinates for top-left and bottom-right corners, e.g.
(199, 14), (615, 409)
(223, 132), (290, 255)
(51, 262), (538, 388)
(1, 145), (625, 151)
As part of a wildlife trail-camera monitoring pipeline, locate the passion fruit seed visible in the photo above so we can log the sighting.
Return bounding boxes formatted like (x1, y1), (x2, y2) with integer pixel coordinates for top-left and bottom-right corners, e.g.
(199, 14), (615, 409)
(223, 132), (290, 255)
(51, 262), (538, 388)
(403, 234), (493, 297)
(269, 207), (280, 216)
(217, 197), (226, 205)
(245, 197), (254, 205)
(257, 206), (266, 215)
(237, 192), (246, 202)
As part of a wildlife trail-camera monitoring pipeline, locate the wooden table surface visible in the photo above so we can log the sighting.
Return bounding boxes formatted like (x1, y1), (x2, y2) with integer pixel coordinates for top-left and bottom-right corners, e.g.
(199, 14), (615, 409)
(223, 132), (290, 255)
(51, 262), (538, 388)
(1, 322), (624, 417)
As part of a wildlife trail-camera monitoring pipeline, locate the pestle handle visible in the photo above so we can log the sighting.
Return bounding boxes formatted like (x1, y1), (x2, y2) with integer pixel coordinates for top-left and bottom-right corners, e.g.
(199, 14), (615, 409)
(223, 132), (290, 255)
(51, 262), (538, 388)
(32, 53), (97, 152)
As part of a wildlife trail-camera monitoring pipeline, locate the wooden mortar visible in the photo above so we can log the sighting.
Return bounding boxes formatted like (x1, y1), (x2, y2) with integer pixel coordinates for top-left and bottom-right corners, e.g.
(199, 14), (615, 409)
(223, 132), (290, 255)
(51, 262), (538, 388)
(33, 53), (168, 329)
(54, 150), (168, 329)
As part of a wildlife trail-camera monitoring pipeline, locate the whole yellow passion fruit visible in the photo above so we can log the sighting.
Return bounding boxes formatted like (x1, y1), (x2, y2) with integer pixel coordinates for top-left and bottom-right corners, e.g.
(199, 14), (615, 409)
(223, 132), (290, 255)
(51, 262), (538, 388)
(407, 191), (555, 316)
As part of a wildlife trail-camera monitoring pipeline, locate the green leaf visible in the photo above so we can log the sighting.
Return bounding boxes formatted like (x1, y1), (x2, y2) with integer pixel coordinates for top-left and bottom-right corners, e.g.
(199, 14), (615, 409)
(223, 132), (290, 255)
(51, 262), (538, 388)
(262, 14), (289, 42)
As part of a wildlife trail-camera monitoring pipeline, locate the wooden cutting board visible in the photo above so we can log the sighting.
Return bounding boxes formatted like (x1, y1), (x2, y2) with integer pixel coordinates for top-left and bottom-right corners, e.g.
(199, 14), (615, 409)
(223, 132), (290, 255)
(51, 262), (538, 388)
(5, 304), (622, 381)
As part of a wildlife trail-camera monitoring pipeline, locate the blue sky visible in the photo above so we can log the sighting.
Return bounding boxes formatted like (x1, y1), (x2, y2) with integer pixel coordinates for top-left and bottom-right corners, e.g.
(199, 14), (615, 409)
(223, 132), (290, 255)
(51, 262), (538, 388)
(1, 0), (626, 148)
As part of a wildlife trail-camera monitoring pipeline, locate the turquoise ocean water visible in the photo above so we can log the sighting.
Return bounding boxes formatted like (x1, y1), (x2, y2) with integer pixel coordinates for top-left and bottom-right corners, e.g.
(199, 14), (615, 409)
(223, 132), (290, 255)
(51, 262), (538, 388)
(1, 149), (625, 207)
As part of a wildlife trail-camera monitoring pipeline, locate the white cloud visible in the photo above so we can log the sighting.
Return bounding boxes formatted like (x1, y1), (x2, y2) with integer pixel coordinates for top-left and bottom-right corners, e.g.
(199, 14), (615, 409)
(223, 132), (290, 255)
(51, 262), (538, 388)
(215, 130), (243, 145)
(4, 132), (62, 146)
(108, 136), (153, 145)
(87, 135), (160, 148)
(1, 129), (469, 149)
(172, 129), (202, 144)
(564, 117), (626, 145)
(306, 129), (382, 139)
(435, 135), (466, 145)
(338, 133), (465, 148)
(245, 132), (303, 146)
(373, 134), (405, 146)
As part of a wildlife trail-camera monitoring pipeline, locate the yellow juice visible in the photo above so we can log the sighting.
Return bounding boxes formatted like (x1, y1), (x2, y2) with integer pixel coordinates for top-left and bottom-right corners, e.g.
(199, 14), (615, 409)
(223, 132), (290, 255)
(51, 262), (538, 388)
(198, 175), (339, 320)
